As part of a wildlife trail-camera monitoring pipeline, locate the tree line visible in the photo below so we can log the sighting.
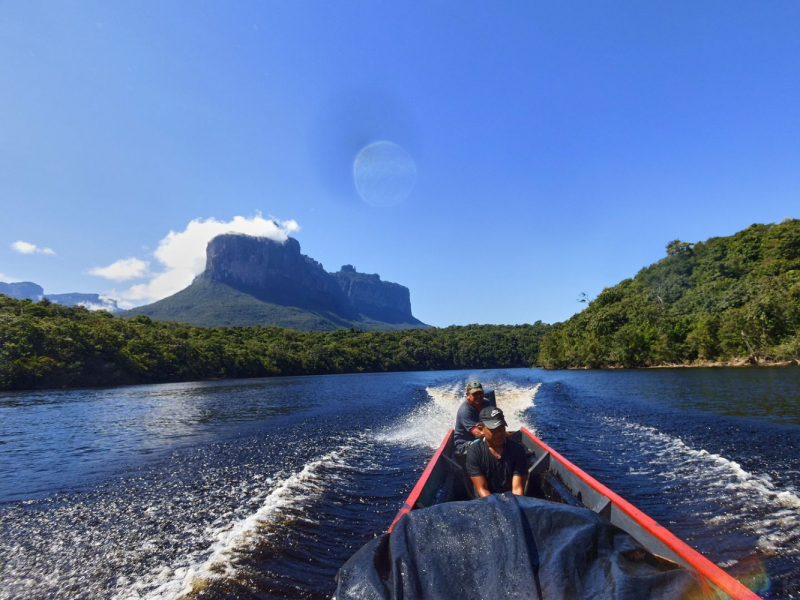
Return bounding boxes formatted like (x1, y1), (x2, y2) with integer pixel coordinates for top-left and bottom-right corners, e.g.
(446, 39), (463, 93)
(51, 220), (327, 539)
(0, 295), (550, 391)
(538, 219), (800, 368)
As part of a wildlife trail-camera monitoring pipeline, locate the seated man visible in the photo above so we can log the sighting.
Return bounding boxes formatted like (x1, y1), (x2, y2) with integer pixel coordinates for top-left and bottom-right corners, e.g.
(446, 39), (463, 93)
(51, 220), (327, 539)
(466, 407), (527, 497)
(453, 380), (496, 454)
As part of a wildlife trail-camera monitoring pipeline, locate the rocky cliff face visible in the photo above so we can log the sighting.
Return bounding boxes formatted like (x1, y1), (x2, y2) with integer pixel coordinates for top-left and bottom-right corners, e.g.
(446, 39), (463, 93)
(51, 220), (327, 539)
(202, 235), (346, 313)
(333, 265), (414, 322)
(200, 234), (420, 324)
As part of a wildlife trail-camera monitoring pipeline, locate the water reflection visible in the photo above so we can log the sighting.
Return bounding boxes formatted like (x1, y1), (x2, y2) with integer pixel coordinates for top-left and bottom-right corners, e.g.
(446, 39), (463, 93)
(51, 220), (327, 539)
(0, 376), (325, 502)
(0, 372), (445, 503)
(537, 367), (800, 425)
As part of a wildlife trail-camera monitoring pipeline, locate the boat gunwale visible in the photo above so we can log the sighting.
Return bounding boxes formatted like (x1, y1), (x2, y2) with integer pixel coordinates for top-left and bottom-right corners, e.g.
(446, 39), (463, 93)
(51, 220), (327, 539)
(389, 427), (760, 600)
(519, 427), (759, 600)
(388, 428), (453, 533)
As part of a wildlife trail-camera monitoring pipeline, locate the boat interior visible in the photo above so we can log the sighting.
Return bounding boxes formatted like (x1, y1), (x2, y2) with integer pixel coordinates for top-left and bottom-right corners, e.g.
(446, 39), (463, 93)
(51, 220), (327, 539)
(419, 429), (585, 508)
(410, 390), (685, 571)
(396, 389), (758, 600)
(416, 390), (587, 510)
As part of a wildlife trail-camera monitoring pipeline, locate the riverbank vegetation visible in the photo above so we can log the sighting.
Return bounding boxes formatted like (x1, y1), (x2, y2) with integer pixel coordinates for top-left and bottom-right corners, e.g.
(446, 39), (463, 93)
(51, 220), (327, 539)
(0, 295), (550, 391)
(539, 219), (800, 368)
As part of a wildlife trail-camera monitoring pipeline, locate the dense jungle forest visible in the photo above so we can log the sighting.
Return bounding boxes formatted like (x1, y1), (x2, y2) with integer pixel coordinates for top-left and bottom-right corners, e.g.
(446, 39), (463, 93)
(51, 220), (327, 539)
(0, 295), (549, 391)
(538, 219), (800, 368)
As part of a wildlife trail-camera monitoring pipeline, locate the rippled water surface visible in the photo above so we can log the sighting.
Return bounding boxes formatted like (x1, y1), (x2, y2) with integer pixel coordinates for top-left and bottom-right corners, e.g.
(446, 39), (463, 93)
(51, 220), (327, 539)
(1, 368), (798, 599)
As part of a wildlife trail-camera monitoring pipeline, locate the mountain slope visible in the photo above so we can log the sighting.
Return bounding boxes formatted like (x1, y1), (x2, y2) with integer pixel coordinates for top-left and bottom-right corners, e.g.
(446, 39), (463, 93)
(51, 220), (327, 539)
(121, 278), (427, 330)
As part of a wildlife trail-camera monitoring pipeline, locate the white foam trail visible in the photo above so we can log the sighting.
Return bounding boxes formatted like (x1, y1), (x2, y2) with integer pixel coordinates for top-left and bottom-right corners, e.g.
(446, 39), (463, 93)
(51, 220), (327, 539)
(604, 417), (800, 554)
(115, 447), (349, 600)
(377, 381), (540, 450)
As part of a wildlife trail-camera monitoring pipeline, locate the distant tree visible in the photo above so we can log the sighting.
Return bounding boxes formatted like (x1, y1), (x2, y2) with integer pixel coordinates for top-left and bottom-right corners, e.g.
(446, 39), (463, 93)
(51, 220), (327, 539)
(666, 239), (694, 257)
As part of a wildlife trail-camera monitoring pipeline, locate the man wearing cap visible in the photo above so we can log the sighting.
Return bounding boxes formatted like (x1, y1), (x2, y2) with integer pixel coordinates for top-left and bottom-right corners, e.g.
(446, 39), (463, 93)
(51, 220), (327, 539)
(453, 381), (496, 454)
(466, 406), (527, 497)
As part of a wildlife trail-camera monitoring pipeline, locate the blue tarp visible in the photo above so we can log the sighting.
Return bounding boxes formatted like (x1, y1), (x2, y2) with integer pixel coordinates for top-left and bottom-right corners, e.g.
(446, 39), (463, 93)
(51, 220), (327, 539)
(335, 494), (706, 600)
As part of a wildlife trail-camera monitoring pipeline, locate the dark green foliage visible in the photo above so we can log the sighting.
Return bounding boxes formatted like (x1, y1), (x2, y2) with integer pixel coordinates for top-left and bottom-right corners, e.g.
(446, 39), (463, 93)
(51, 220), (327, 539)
(539, 220), (800, 368)
(0, 295), (550, 390)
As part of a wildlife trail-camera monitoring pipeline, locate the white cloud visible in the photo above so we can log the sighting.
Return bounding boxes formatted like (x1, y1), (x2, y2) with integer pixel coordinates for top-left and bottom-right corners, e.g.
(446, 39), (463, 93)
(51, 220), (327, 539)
(11, 240), (56, 255)
(77, 300), (118, 312)
(106, 214), (299, 307)
(90, 258), (150, 282)
(12, 241), (36, 254)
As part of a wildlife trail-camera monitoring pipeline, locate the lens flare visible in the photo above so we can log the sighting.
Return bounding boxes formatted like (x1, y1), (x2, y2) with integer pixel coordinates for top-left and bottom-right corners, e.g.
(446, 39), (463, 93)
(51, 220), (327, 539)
(353, 141), (416, 207)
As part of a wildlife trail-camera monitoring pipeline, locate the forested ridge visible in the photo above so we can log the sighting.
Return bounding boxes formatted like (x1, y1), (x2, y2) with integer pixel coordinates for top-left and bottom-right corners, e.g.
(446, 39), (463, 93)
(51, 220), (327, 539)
(539, 219), (800, 368)
(0, 295), (549, 391)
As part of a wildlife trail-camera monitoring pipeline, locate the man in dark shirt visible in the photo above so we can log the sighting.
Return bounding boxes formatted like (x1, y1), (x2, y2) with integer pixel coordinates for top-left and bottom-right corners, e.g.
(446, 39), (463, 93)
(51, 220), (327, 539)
(453, 381), (496, 454)
(466, 407), (528, 497)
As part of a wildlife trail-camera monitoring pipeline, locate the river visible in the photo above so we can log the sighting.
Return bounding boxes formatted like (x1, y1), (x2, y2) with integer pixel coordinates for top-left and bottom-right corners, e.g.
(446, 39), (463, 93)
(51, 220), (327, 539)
(1, 368), (798, 599)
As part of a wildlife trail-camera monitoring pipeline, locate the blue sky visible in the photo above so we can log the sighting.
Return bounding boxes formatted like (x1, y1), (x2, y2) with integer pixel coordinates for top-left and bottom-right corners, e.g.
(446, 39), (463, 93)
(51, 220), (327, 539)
(1, 1), (798, 326)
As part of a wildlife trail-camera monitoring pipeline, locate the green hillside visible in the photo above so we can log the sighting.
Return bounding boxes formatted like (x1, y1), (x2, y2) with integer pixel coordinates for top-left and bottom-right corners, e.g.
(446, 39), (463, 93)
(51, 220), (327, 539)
(120, 278), (428, 331)
(0, 293), (550, 391)
(540, 219), (800, 368)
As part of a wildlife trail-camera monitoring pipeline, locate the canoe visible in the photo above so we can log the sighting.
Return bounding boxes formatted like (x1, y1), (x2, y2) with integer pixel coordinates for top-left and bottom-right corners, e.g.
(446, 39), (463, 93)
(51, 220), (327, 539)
(388, 425), (760, 600)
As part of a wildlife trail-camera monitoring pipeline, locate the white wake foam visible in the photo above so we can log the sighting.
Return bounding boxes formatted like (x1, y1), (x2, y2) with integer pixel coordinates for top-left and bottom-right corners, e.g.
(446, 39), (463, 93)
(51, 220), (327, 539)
(377, 381), (540, 450)
(604, 417), (800, 555)
(115, 447), (350, 600)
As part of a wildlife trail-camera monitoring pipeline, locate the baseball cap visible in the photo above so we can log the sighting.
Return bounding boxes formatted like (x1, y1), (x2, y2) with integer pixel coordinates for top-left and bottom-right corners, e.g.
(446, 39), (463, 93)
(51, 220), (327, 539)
(479, 406), (507, 429)
(466, 381), (483, 394)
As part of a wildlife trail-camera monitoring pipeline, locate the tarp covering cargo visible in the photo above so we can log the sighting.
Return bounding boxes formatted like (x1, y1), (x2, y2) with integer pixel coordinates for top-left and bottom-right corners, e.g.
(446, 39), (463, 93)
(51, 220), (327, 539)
(335, 494), (707, 600)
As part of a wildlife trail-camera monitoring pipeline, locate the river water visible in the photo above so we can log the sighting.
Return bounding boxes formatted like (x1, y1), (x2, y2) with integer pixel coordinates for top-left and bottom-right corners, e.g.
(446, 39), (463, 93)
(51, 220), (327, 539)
(1, 368), (798, 599)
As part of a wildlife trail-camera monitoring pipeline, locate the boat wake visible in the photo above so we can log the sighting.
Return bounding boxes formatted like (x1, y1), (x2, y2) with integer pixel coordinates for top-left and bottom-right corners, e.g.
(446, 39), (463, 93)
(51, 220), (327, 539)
(602, 417), (800, 558)
(376, 380), (541, 451)
(117, 446), (354, 600)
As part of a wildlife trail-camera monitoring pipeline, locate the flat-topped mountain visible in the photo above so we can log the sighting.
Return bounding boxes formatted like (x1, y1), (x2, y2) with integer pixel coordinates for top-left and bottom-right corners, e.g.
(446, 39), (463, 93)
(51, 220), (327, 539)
(122, 234), (428, 330)
(46, 293), (119, 312)
(0, 281), (44, 300)
(0, 281), (119, 311)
